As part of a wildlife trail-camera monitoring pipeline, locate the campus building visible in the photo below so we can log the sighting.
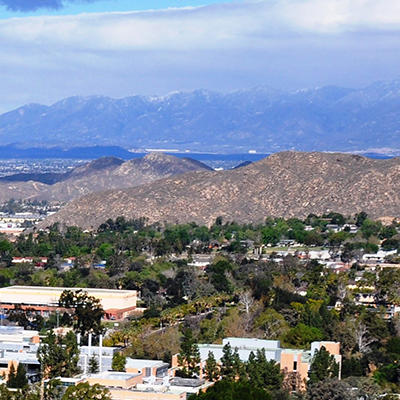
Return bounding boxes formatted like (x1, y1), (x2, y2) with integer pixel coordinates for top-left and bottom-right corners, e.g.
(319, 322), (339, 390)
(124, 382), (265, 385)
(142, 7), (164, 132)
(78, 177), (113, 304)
(172, 337), (342, 389)
(0, 286), (139, 320)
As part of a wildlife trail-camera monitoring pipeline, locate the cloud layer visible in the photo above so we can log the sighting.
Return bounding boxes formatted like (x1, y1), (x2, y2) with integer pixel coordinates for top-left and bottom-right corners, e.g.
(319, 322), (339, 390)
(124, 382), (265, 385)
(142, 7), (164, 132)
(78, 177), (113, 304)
(1, 0), (400, 50)
(0, 0), (399, 111)
(0, 0), (99, 11)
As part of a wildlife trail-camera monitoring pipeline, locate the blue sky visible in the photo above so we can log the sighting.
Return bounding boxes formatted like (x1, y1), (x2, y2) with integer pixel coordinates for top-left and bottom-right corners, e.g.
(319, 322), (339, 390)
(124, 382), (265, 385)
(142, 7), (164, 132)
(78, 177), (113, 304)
(0, 0), (399, 112)
(0, 0), (233, 17)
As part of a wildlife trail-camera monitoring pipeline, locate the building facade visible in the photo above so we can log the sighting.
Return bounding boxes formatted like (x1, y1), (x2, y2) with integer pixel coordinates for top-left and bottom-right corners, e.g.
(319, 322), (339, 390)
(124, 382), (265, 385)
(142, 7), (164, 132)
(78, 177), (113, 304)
(172, 337), (342, 389)
(0, 286), (139, 320)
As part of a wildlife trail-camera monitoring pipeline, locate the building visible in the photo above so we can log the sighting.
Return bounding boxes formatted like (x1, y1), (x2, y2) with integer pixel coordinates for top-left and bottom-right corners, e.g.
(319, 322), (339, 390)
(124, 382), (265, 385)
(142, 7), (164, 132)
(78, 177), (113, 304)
(79, 344), (118, 373)
(187, 254), (213, 269)
(0, 286), (139, 320)
(86, 371), (143, 389)
(0, 326), (41, 382)
(125, 359), (169, 377)
(362, 250), (397, 263)
(172, 337), (342, 390)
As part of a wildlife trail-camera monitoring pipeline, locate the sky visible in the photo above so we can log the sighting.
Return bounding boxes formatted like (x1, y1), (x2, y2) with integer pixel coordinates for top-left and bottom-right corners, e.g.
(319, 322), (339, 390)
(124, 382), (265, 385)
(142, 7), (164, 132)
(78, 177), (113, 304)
(0, 0), (400, 112)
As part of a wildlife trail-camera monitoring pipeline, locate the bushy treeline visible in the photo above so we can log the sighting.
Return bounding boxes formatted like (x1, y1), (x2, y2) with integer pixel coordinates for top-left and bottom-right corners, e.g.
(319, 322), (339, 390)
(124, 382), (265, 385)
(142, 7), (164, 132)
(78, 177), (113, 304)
(0, 213), (398, 394)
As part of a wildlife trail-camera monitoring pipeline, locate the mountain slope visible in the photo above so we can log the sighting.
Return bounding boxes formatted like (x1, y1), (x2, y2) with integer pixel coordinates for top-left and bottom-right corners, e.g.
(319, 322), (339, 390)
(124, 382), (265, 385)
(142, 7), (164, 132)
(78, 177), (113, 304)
(0, 181), (47, 202)
(33, 153), (212, 202)
(1, 81), (400, 152)
(0, 154), (212, 203)
(40, 152), (400, 229)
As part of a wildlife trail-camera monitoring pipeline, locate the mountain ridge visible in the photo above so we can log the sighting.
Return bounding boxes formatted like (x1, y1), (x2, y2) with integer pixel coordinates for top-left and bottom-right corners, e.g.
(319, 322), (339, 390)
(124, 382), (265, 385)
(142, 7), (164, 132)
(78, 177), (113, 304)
(0, 153), (212, 203)
(1, 81), (400, 152)
(39, 151), (400, 229)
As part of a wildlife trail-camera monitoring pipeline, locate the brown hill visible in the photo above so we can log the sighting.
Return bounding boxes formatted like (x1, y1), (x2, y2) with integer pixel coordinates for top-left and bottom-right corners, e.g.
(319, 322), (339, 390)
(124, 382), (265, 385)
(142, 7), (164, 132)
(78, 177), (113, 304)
(11, 153), (209, 202)
(40, 152), (400, 230)
(0, 181), (47, 203)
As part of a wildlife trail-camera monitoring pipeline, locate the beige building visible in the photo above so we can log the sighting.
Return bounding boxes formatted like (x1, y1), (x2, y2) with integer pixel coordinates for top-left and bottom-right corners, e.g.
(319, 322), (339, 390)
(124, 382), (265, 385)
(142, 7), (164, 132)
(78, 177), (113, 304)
(0, 286), (139, 320)
(86, 371), (143, 389)
(85, 372), (206, 400)
(172, 337), (341, 390)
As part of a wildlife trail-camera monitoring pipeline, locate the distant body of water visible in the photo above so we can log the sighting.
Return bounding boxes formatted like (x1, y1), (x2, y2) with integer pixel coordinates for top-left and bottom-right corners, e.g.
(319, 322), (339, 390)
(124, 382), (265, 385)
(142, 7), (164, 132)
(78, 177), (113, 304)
(0, 145), (394, 171)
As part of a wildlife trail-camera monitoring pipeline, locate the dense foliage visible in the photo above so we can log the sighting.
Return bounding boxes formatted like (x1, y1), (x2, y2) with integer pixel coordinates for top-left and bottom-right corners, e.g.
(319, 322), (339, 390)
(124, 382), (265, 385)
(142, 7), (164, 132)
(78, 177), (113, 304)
(0, 212), (398, 396)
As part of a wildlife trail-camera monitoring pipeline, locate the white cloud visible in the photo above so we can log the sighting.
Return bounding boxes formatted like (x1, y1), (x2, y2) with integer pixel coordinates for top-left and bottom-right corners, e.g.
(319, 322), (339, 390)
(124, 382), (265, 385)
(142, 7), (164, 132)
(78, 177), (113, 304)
(1, 0), (400, 52)
(276, 0), (400, 32)
(0, 0), (400, 111)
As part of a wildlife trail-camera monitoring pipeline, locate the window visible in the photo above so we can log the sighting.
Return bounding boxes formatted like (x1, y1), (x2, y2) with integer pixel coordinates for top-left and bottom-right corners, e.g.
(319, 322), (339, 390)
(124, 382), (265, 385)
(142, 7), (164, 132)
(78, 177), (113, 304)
(293, 361), (297, 371)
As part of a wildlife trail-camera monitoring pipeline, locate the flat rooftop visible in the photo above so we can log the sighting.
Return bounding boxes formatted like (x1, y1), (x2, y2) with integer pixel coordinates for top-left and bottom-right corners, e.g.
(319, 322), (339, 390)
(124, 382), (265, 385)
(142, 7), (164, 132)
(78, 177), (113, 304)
(89, 371), (141, 380)
(0, 286), (136, 295)
(126, 359), (168, 369)
(0, 286), (138, 311)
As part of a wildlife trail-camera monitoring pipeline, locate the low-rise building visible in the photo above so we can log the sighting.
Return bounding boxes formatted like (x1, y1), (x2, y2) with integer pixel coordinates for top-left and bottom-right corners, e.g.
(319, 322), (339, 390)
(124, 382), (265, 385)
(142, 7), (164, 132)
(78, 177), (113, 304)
(87, 371), (143, 389)
(126, 358), (169, 377)
(0, 286), (139, 320)
(172, 337), (341, 390)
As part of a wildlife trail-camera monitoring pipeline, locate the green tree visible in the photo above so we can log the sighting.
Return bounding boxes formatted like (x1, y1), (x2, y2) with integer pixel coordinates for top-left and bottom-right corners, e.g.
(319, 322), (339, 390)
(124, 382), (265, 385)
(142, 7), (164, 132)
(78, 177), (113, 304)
(89, 356), (99, 374)
(355, 212), (368, 227)
(219, 343), (244, 381)
(96, 243), (114, 260)
(246, 350), (283, 392)
(37, 331), (80, 379)
(43, 379), (64, 400)
(111, 352), (126, 372)
(207, 259), (233, 294)
(59, 290), (104, 337)
(189, 379), (272, 400)
(7, 363), (16, 388)
(283, 323), (323, 348)
(360, 219), (382, 240)
(306, 378), (355, 400)
(204, 351), (220, 382)
(177, 328), (201, 378)
(0, 385), (13, 400)
(62, 382), (111, 400)
(220, 343), (235, 380)
(14, 363), (28, 389)
(308, 346), (339, 384)
(255, 309), (289, 339)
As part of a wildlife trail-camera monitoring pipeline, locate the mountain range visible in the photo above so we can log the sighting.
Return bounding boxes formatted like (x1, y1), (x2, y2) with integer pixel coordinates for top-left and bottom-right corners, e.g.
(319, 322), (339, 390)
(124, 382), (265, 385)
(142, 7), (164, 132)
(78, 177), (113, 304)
(1, 81), (400, 153)
(0, 153), (212, 202)
(40, 151), (400, 229)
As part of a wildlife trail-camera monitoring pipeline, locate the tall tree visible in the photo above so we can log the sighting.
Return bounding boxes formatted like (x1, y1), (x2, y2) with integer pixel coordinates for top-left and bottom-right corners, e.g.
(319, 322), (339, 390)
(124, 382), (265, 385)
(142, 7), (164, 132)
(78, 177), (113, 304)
(246, 350), (283, 392)
(37, 331), (80, 379)
(204, 351), (220, 382)
(59, 290), (104, 337)
(219, 343), (244, 381)
(220, 343), (235, 380)
(6, 364), (16, 388)
(308, 346), (339, 384)
(14, 364), (28, 389)
(177, 328), (201, 378)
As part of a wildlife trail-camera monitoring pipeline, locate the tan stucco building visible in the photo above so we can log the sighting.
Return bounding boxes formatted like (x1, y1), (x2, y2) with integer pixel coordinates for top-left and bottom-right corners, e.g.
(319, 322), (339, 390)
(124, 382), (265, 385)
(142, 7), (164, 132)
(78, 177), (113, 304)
(0, 286), (138, 320)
